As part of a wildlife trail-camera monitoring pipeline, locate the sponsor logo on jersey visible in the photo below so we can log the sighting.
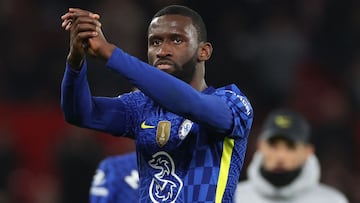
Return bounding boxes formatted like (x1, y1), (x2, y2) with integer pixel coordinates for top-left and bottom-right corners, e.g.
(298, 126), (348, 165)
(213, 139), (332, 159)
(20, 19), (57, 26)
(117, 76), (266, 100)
(156, 121), (171, 147)
(224, 90), (252, 116)
(141, 121), (156, 129)
(148, 151), (183, 203)
(238, 95), (252, 116)
(178, 119), (193, 140)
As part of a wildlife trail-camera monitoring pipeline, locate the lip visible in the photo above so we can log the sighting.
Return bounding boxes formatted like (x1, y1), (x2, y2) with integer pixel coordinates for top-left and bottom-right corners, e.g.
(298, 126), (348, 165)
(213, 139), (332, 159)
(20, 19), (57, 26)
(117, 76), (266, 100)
(154, 59), (174, 70)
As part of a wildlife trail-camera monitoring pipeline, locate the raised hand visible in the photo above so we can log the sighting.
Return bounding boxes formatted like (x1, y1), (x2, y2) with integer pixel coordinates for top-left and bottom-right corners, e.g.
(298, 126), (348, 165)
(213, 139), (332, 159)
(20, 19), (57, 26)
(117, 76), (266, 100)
(61, 8), (115, 69)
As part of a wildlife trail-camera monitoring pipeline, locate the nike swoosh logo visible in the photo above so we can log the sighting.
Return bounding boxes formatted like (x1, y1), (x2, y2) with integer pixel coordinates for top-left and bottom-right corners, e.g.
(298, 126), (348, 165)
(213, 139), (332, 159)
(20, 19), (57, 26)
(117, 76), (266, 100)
(141, 121), (155, 129)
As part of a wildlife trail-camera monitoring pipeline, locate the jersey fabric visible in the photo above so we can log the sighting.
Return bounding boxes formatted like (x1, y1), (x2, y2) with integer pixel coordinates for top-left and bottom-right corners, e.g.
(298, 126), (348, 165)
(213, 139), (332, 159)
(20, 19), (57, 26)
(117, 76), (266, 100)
(90, 152), (139, 203)
(61, 47), (254, 203)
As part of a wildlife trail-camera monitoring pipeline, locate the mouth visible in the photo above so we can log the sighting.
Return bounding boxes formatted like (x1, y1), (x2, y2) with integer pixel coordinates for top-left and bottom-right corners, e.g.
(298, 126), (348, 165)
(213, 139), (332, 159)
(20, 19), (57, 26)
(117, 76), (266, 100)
(272, 166), (287, 173)
(154, 60), (174, 70)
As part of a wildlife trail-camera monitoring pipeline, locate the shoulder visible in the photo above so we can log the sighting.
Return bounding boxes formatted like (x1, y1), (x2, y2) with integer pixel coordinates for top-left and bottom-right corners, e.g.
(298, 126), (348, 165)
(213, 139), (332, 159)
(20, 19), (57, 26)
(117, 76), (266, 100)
(298, 184), (349, 203)
(117, 90), (152, 111)
(312, 184), (349, 203)
(214, 84), (253, 118)
(117, 90), (146, 100)
(235, 180), (253, 192)
(214, 84), (245, 97)
(234, 181), (259, 202)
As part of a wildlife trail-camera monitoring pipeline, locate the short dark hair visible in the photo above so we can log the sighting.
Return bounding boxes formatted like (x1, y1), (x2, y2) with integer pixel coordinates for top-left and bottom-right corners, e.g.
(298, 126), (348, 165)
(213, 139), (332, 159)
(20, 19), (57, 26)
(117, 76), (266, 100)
(151, 5), (207, 42)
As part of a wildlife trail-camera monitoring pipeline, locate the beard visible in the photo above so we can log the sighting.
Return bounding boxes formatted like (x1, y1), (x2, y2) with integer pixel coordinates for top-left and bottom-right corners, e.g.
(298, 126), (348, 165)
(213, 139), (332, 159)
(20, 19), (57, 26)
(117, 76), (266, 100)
(260, 165), (303, 187)
(170, 54), (198, 83)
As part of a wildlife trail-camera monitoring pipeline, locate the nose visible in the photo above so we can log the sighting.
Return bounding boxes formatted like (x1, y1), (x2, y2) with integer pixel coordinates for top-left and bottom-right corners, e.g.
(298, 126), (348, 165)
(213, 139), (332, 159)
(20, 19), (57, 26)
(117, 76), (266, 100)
(156, 43), (172, 58)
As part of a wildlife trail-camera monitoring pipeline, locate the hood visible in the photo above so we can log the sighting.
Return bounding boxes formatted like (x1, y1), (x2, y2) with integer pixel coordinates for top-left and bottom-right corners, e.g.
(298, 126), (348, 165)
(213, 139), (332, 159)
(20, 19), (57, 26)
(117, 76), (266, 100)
(247, 152), (320, 198)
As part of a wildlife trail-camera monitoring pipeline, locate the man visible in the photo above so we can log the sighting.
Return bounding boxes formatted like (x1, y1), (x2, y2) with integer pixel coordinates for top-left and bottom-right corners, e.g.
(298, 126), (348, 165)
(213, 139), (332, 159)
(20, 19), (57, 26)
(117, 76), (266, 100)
(90, 152), (139, 203)
(60, 5), (253, 202)
(234, 109), (348, 203)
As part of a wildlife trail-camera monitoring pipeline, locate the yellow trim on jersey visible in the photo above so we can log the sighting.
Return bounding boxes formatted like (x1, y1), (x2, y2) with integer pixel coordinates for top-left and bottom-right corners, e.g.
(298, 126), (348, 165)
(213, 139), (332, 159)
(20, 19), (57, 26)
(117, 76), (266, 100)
(215, 137), (235, 203)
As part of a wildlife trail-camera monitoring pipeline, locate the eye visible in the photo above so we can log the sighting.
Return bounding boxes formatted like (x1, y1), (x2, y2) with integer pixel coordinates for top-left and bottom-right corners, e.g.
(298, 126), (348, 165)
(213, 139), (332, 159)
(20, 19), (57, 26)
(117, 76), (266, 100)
(150, 39), (162, 46)
(173, 37), (183, 45)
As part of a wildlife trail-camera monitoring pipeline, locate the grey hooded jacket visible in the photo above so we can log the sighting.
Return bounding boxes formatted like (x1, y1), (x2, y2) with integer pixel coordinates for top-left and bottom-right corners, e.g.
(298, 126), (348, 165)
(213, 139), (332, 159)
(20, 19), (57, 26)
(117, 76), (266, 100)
(234, 153), (348, 203)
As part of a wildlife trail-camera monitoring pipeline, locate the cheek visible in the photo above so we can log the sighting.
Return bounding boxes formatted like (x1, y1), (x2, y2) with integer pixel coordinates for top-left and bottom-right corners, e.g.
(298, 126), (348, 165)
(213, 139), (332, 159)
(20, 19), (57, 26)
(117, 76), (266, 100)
(262, 148), (304, 170)
(180, 46), (198, 60)
(281, 151), (306, 169)
(261, 148), (279, 169)
(291, 150), (308, 166)
(147, 51), (155, 64)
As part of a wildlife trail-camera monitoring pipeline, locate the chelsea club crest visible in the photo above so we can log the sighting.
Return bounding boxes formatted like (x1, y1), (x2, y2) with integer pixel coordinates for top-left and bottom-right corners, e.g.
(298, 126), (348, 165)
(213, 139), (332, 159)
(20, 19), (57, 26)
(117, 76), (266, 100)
(178, 119), (193, 140)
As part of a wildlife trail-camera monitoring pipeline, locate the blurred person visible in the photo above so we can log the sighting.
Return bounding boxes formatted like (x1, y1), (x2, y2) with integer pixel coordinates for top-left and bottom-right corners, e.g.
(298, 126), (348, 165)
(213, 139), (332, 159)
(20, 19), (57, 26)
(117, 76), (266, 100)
(60, 5), (253, 202)
(90, 152), (138, 203)
(56, 128), (103, 203)
(234, 109), (348, 203)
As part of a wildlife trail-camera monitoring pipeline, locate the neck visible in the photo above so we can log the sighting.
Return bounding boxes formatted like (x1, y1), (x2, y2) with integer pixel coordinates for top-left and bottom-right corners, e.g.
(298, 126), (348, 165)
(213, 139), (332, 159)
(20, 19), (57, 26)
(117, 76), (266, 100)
(190, 78), (208, 91)
(189, 65), (207, 91)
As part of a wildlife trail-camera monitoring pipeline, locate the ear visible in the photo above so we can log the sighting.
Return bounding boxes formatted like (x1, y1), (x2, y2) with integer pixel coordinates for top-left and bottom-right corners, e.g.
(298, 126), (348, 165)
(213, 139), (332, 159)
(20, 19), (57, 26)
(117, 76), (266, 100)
(305, 144), (315, 158)
(197, 42), (213, 61)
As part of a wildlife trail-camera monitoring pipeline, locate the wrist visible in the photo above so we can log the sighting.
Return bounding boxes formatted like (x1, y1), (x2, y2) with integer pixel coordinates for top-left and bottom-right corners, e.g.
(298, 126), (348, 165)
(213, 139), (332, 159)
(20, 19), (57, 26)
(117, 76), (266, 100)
(98, 43), (116, 61)
(67, 52), (84, 70)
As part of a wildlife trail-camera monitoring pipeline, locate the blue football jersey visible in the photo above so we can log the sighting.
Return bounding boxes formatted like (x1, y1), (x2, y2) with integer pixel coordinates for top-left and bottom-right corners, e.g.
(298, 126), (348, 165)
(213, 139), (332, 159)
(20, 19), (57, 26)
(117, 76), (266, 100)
(62, 48), (254, 203)
(90, 152), (139, 203)
(116, 85), (253, 203)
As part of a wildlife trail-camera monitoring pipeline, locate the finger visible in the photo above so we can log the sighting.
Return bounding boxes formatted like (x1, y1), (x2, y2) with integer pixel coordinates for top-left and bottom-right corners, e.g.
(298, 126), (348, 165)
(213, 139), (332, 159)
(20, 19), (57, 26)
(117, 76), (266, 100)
(61, 12), (75, 20)
(92, 13), (100, 20)
(64, 17), (101, 32)
(68, 8), (100, 19)
(73, 16), (101, 28)
(63, 16), (100, 31)
(71, 31), (98, 51)
(72, 21), (100, 34)
(65, 20), (72, 30)
(61, 12), (100, 25)
(62, 19), (72, 28)
(76, 31), (98, 40)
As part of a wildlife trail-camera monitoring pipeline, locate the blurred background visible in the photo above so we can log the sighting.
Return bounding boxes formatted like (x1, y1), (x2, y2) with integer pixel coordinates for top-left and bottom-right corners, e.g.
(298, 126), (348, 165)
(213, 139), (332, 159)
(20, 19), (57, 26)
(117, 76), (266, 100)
(0, 0), (359, 202)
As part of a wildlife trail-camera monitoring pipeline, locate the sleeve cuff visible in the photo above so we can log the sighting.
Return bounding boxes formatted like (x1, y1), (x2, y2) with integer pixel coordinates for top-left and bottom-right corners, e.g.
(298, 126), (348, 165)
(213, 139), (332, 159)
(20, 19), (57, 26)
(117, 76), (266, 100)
(66, 59), (88, 77)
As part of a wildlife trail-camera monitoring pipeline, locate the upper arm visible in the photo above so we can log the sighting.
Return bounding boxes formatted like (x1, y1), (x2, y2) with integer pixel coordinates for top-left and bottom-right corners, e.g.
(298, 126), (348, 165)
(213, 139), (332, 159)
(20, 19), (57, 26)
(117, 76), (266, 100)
(82, 96), (131, 136)
(187, 86), (253, 138)
(216, 89), (253, 138)
(77, 92), (143, 138)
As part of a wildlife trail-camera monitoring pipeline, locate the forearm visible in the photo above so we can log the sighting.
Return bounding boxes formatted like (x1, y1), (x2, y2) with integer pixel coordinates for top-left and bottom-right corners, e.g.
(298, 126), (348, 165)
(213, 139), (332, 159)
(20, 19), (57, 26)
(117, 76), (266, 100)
(60, 61), (128, 135)
(61, 61), (92, 125)
(106, 48), (233, 132)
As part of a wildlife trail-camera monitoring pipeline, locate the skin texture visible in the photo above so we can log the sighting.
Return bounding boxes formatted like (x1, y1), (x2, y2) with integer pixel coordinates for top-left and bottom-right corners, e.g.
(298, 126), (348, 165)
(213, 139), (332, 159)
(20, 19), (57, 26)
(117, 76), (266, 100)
(258, 139), (314, 172)
(61, 8), (115, 69)
(148, 15), (199, 84)
(61, 8), (213, 91)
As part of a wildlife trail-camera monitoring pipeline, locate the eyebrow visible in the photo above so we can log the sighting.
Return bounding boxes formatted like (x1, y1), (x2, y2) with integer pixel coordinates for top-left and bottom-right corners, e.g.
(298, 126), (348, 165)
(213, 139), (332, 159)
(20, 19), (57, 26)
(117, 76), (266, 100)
(148, 33), (187, 41)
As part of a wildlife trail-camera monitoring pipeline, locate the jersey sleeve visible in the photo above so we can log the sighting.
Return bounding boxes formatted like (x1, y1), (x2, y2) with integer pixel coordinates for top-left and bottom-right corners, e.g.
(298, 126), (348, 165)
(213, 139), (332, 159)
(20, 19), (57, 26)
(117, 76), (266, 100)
(105, 48), (238, 133)
(214, 84), (254, 139)
(61, 61), (141, 138)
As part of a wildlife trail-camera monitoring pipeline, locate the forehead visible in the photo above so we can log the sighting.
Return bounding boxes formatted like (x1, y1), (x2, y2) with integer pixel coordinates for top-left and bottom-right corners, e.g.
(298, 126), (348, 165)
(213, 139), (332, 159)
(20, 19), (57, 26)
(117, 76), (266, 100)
(262, 137), (304, 148)
(148, 15), (197, 38)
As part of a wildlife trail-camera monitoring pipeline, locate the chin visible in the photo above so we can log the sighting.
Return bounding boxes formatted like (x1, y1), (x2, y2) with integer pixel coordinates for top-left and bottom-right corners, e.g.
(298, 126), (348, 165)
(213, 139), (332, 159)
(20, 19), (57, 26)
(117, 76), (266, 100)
(272, 168), (287, 173)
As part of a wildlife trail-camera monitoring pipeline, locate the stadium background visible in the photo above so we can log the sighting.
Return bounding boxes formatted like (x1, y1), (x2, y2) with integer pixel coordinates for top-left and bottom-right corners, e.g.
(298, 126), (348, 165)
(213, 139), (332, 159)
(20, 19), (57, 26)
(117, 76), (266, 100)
(0, 0), (359, 202)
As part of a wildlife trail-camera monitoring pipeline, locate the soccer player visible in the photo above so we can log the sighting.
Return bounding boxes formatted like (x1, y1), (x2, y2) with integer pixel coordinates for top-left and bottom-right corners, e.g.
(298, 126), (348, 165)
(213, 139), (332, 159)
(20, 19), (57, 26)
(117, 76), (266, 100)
(234, 109), (348, 203)
(90, 152), (139, 203)
(60, 5), (253, 202)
